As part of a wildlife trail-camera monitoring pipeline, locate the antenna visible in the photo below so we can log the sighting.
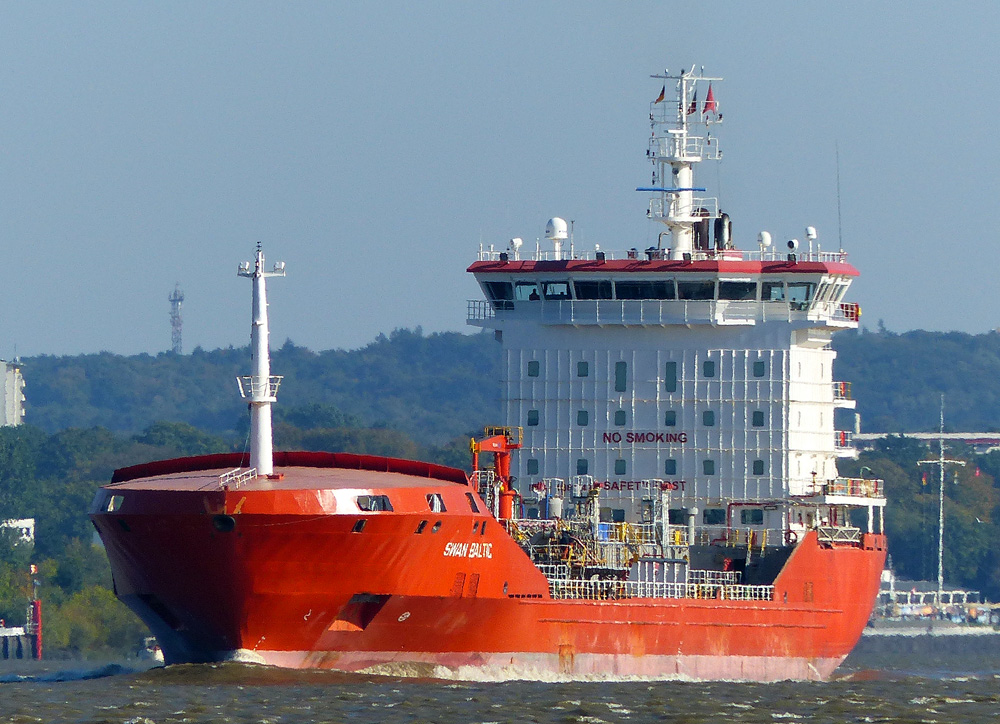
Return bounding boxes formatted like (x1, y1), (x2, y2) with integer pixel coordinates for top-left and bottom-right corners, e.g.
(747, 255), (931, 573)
(836, 141), (844, 251)
(168, 284), (184, 354)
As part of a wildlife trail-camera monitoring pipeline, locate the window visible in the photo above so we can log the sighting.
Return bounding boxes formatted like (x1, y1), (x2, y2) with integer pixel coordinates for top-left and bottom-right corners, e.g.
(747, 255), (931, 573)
(664, 410), (677, 427)
(602, 508), (626, 523)
(762, 281), (785, 301)
(542, 281), (571, 299)
(483, 281), (514, 309)
(465, 493), (480, 513)
(577, 361), (589, 377)
(664, 459), (677, 475)
(703, 410), (715, 426)
(527, 409), (539, 426)
(668, 508), (687, 524)
(677, 280), (715, 300)
(703, 360), (716, 377)
(752, 459), (766, 475)
(753, 360), (766, 377)
(515, 282), (540, 301)
(752, 410), (765, 427)
(615, 459), (627, 475)
(527, 361), (540, 377)
(740, 509), (764, 525)
(526, 459), (539, 475)
(664, 361), (677, 392)
(614, 410), (626, 426)
(614, 280), (675, 299)
(577, 410), (589, 426)
(718, 281), (757, 300)
(352, 519), (367, 533)
(787, 282), (816, 303)
(574, 280), (613, 300)
(415, 520), (427, 534)
(703, 459), (716, 475)
(615, 361), (627, 391)
(577, 458), (589, 475)
(426, 493), (447, 513)
(357, 495), (393, 512)
(703, 508), (726, 525)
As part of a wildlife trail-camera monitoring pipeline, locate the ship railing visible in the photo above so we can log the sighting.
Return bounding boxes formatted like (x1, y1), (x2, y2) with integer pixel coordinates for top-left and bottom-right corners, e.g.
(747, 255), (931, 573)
(647, 196), (720, 223)
(548, 579), (774, 602)
(833, 381), (852, 400)
(687, 569), (741, 585)
(649, 134), (721, 162)
(816, 525), (863, 544)
(819, 477), (884, 498)
(537, 563), (571, 581)
(834, 430), (854, 450)
(473, 247), (849, 264)
(218, 467), (257, 490)
(237, 375), (282, 401)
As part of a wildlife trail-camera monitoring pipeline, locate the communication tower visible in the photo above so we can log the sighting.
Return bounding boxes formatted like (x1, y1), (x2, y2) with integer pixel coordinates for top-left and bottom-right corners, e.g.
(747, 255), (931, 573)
(168, 284), (184, 354)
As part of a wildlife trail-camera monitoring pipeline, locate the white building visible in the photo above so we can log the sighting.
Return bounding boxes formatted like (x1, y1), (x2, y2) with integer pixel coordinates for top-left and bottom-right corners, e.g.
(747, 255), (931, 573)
(0, 361), (25, 427)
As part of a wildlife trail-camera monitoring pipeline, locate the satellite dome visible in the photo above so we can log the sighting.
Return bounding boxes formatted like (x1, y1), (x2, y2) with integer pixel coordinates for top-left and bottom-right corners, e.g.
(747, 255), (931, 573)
(545, 218), (569, 241)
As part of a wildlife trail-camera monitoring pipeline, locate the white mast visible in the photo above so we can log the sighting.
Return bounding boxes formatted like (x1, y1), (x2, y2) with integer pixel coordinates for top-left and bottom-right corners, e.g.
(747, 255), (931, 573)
(645, 68), (722, 260)
(237, 243), (286, 476)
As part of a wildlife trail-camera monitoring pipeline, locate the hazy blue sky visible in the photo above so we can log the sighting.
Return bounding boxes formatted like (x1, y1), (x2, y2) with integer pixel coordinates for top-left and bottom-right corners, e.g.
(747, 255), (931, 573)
(0, 2), (996, 356)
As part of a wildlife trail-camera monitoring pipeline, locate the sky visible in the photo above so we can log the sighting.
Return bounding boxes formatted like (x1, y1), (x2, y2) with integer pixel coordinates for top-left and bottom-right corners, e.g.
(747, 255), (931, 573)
(0, 1), (997, 357)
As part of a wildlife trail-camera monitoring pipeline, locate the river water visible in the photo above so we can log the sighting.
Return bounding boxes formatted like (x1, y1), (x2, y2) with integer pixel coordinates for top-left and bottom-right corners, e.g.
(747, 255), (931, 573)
(1, 635), (1000, 723)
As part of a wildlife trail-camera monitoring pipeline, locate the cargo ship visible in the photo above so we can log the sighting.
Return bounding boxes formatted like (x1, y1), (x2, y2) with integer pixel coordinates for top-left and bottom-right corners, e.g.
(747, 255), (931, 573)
(90, 68), (886, 681)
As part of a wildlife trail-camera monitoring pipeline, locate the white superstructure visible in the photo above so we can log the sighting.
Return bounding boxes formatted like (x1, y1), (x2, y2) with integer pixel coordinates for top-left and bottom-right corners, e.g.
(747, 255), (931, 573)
(468, 68), (882, 542)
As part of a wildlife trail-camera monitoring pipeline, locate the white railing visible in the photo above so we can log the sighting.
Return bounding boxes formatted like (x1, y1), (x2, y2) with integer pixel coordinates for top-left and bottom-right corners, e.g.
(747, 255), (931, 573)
(219, 467), (257, 489)
(833, 381), (852, 401)
(467, 299), (760, 327)
(237, 375), (282, 401)
(834, 430), (854, 450)
(687, 569), (741, 585)
(547, 578), (774, 601)
(817, 526), (863, 544)
(474, 247), (849, 264)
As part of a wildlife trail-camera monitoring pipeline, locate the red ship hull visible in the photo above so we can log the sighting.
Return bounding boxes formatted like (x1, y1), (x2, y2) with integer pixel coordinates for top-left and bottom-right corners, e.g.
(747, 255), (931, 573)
(91, 453), (886, 681)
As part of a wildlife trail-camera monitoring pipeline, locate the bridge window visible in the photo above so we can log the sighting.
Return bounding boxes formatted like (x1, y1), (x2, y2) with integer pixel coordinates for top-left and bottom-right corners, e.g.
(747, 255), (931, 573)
(753, 411), (766, 427)
(577, 361), (589, 377)
(527, 410), (539, 426)
(574, 280), (613, 300)
(703, 360), (716, 378)
(740, 509), (764, 525)
(526, 459), (539, 475)
(677, 280), (715, 300)
(664, 410), (677, 427)
(753, 360), (767, 377)
(527, 360), (540, 377)
(664, 459), (677, 475)
(615, 459), (627, 475)
(668, 509), (686, 524)
(465, 493), (480, 513)
(483, 281), (513, 301)
(752, 459), (766, 475)
(762, 281), (785, 301)
(614, 410), (626, 426)
(542, 281), (571, 299)
(357, 495), (393, 512)
(577, 459), (589, 475)
(515, 282), (540, 301)
(614, 280), (675, 300)
(787, 282), (816, 303)
(718, 281), (757, 301)
(703, 459), (716, 475)
(426, 494), (447, 513)
(703, 411), (715, 426)
(577, 410), (589, 426)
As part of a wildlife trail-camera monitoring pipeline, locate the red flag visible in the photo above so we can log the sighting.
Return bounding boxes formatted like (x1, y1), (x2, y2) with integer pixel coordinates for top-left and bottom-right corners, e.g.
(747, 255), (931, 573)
(921, 472), (927, 486)
(687, 89), (697, 115)
(654, 85), (665, 104)
(703, 83), (717, 115)
(975, 467), (982, 477)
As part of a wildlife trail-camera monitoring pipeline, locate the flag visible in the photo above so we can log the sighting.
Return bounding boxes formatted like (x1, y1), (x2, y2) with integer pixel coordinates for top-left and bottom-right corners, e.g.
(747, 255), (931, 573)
(654, 85), (665, 104)
(687, 89), (697, 115)
(703, 83), (717, 115)
(975, 467), (982, 477)
(921, 472), (927, 486)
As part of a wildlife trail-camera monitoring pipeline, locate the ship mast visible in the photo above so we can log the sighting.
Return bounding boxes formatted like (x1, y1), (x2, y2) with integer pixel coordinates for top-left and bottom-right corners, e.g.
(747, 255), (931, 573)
(643, 68), (723, 260)
(237, 244), (286, 476)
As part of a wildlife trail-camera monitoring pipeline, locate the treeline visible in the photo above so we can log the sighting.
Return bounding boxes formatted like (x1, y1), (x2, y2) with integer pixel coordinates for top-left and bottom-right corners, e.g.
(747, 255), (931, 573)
(0, 417), (473, 657)
(18, 327), (1000, 441)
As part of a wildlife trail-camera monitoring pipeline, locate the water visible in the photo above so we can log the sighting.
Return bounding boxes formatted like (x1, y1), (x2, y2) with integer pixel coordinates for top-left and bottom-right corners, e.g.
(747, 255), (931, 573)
(2, 637), (1000, 723)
